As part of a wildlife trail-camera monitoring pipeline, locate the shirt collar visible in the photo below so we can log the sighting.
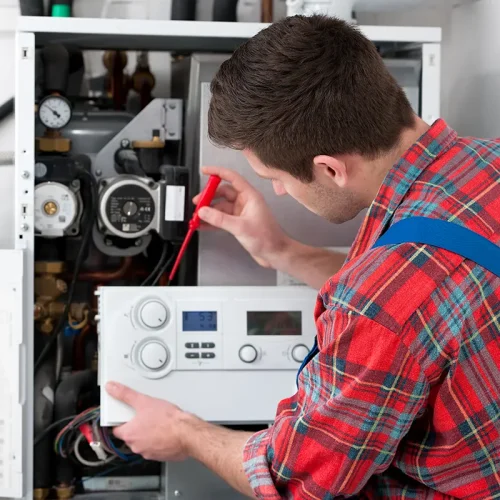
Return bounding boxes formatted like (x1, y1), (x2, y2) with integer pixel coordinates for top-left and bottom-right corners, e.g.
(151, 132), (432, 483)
(348, 119), (458, 259)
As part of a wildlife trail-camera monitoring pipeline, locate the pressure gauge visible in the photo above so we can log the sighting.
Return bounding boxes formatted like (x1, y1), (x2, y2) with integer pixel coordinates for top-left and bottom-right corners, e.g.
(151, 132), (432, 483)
(38, 95), (72, 130)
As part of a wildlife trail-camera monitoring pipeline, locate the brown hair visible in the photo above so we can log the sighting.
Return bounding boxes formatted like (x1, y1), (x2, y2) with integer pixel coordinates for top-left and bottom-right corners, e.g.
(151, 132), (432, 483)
(208, 15), (415, 182)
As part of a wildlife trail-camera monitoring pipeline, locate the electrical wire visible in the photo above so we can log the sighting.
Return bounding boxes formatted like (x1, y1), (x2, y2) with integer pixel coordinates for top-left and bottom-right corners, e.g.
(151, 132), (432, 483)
(151, 246), (178, 286)
(34, 415), (77, 446)
(79, 457), (144, 484)
(73, 433), (115, 467)
(34, 168), (98, 374)
(54, 406), (138, 465)
(140, 240), (170, 286)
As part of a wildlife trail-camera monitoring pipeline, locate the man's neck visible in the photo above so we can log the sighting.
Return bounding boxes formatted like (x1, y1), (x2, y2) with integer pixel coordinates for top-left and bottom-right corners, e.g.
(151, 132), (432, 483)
(363, 116), (430, 206)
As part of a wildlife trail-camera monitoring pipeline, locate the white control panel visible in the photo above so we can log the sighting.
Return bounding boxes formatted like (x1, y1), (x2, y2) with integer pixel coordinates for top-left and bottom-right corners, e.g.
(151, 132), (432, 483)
(97, 286), (318, 425)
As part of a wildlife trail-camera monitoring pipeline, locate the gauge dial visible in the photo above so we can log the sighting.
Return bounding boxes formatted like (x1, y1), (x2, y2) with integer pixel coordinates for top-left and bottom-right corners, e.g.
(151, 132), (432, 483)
(38, 95), (72, 130)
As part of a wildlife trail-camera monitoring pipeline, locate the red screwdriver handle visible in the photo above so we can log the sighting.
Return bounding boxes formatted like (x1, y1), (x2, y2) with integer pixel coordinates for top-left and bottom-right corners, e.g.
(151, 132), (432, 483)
(190, 175), (221, 230)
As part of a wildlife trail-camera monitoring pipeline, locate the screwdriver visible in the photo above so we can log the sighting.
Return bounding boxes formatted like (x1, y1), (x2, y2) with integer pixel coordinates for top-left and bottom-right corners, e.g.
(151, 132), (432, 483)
(167, 174), (221, 284)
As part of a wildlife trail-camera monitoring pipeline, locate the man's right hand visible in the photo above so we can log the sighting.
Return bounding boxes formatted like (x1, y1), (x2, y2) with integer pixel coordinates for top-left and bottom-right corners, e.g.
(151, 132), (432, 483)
(194, 166), (291, 269)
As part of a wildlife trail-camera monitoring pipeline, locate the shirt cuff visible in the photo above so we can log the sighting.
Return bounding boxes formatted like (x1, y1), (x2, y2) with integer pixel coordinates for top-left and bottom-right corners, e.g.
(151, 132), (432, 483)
(243, 428), (281, 499)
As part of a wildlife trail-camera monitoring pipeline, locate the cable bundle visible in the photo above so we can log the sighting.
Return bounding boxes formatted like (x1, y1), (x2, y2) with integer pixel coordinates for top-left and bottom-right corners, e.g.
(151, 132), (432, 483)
(54, 407), (137, 467)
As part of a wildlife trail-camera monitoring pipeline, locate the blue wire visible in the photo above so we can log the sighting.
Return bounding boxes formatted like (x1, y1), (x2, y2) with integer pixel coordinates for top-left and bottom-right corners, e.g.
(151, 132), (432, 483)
(96, 416), (131, 461)
(79, 457), (144, 484)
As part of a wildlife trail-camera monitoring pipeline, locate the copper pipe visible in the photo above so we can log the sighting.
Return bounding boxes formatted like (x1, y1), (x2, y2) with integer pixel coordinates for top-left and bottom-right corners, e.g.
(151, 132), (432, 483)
(261, 0), (273, 23)
(78, 256), (133, 282)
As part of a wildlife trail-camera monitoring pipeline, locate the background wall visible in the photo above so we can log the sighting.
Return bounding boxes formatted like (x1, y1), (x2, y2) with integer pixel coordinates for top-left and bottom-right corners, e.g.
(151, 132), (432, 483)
(0, 0), (497, 153)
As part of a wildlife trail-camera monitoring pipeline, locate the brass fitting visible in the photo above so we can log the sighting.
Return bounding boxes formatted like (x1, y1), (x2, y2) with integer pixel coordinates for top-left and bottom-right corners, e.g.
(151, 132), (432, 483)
(55, 485), (74, 500)
(33, 488), (50, 500)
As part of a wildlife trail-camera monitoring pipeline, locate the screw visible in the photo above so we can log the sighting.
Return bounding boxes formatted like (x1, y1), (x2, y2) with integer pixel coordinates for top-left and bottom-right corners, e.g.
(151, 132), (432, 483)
(71, 180), (80, 188)
(21, 171), (29, 179)
(104, 238), (113, 246)
(168, 103), (176, 110)
(168, 131), (175, 137)
(95, 170), (102, 177)
(121, 139), (130, 148)
(174, 491), (182, 497)
(135, 238), (142, 247)
(20, 223), (29, 231)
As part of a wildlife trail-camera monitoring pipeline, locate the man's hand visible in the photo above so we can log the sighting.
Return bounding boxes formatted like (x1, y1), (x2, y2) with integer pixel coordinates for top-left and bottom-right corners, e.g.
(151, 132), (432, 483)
(106, 381), (256, 498)
(195, 166), (348, 289)
(194, 166), (291, 269)
(106, 382), (189, 462)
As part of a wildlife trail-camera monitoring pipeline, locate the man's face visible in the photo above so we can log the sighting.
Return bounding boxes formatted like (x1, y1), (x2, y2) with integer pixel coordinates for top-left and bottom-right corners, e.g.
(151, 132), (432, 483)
(243, 150), (363, 224)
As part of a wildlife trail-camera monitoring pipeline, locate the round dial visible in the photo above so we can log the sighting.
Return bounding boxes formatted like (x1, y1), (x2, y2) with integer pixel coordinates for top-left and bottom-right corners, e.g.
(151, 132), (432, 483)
(35, 182), (79, 237)
(291, 344), (310, 363)
(139, 341), (169, 370)
(139, 300), (168, 329)
(239, 344), (258, 364)
(38, 95), (72, 130)
(100, 180), (156, 239)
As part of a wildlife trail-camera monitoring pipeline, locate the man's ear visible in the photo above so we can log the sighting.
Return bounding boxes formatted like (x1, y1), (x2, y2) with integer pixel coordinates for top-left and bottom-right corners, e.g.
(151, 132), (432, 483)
(313, 155), (348, 188)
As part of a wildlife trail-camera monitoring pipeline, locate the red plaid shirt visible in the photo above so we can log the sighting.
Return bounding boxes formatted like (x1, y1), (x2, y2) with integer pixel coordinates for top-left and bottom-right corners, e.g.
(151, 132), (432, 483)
(243, 119), (500, 499)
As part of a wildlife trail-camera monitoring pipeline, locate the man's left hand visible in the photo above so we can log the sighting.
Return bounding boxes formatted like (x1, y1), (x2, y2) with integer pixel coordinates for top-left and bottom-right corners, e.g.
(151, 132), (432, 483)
(106, 381), (189, 462)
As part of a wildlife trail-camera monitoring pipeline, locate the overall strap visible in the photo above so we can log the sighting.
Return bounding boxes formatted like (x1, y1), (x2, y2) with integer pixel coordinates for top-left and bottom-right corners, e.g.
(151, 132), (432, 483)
(372, 217), (500, 277)
(296, 217), (500, 386)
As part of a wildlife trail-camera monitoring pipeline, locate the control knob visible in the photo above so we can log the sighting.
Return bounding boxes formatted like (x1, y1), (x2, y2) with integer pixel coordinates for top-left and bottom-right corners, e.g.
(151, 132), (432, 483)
(139, 300), (168, 329)
(291, 344), (309, 363)
(139, 341), (169, 370)
(239, 344), (258, 364)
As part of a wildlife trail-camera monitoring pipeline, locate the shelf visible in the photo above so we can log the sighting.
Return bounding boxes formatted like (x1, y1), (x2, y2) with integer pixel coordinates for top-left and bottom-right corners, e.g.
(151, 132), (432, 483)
(17, 17), (441, 52)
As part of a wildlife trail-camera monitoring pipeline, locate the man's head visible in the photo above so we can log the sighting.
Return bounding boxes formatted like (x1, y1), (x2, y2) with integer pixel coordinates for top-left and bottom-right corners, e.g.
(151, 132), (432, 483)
(208, 15), (419, 223)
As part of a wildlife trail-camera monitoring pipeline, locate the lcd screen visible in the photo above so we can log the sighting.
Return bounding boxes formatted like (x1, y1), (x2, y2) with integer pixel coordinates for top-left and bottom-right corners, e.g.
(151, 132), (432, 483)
(247, 311), (301, 336)
(182, 311), (217, 331)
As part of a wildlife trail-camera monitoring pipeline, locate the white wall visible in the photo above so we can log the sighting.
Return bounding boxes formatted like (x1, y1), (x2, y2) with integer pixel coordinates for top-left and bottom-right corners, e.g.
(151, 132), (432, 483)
(445, 0), (500, 137)
(0, 0), (19, 152)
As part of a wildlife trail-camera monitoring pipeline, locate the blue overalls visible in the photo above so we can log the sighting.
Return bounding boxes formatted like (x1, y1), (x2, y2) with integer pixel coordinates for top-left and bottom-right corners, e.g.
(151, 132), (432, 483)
(296, 216), (500, 384)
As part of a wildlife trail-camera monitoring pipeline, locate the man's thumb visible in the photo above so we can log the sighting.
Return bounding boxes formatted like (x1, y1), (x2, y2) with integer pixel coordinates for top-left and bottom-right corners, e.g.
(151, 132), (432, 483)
(106, 382), (138, 407)
(198, 207), (239, 234)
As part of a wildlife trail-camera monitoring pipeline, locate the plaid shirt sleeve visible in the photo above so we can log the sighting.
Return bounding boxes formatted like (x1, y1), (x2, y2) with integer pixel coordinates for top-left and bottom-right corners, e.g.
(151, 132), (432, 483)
(242, 306), (430, 499)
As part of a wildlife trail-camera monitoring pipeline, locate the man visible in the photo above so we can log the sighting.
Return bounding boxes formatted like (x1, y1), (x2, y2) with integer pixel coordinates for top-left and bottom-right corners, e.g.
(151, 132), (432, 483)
(106, 15), (500, 499)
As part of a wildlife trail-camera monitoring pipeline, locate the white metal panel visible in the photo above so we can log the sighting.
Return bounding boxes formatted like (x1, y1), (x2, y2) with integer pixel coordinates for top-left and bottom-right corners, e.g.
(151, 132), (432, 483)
(13, 29), (34, 500)
(99, 286), (317, 425)
(0, 163), (14, 250)
(0, 250), (24, 499)
(421, 43), (441, 124)
(16, 16), (441, 47)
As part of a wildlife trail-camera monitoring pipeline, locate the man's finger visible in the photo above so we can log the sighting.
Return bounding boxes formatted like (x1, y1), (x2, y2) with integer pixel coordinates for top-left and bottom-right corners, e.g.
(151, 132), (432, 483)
(112, 423), (127, 441)
(197, 206), (241, 235)
(106, 382), (140, 408)
(200, 166), (253, 194)
(211, 200), (234, 216)
(193, 184), (238, 205)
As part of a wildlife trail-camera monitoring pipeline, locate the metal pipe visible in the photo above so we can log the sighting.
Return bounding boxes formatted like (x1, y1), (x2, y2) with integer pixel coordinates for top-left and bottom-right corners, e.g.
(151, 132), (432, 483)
(213, 0), (239, 22)
(19, 0), (45, 16)
(77, 256), (133, 281)
(54, 370), (97, 488)
(171, 0), (197, 20)
(262, 0), (273, 22)
(0, 98), (14, 122)
(34, 354), (57, 491)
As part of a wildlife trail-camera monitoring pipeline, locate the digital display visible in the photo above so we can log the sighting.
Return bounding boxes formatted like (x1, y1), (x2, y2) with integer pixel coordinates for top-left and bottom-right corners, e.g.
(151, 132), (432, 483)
(247, 311), (302, 336)
(182, 311), (217, 331)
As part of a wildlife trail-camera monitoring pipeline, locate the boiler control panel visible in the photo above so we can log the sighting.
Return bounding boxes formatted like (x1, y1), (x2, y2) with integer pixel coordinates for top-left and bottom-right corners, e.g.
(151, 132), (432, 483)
(97, 286), (318, 425)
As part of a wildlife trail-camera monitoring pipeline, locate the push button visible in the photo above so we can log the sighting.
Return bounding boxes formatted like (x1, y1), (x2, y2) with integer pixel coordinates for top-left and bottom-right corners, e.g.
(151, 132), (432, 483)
(185, 342), (199, 349)
(201, 352), (215, 359)
(186, 352), (200, 359)
(201, 342), (215, 348)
